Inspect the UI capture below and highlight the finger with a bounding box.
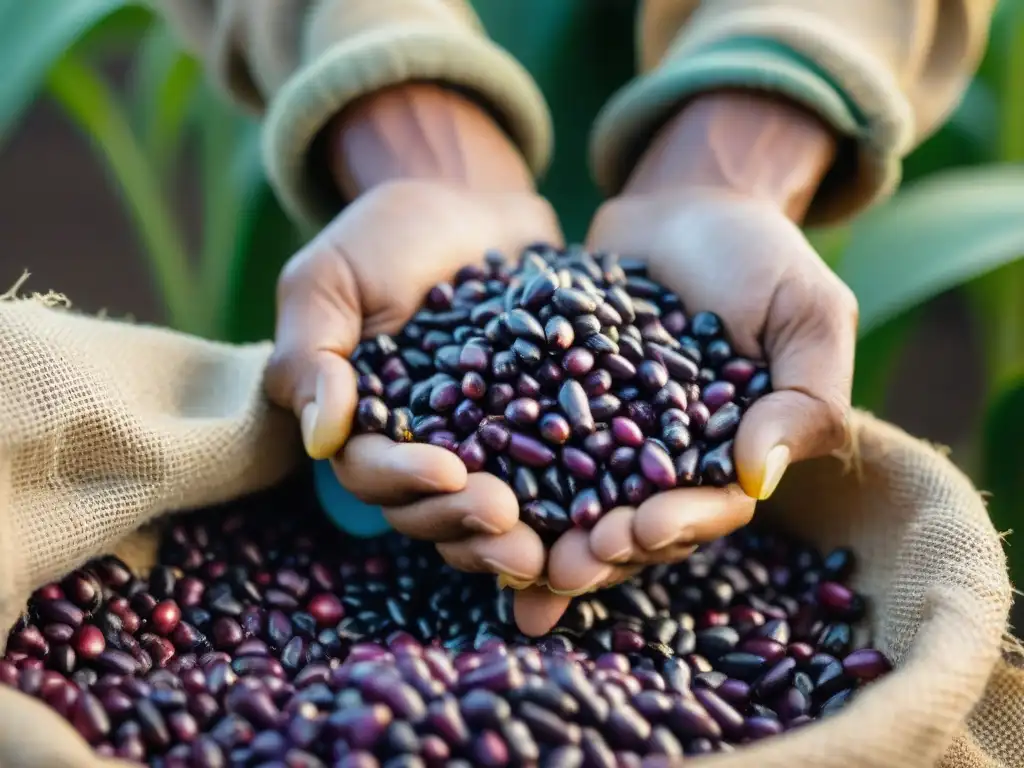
[435,521,547,583]
[545,529,619,596]
[381,473,518,541]
[641,542,700,565]
[334,434,467,506]
[513,586,572,637]
[736,268,857,500]
[266,246,362,460]
[589,508,638,563]
[632,486,756,551]
[494,193,565,255]
[590,509,699,565]
[335,183,565,333]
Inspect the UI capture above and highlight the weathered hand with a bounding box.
[574,188,855,575]
[265,178,563,591]
[511,91,852,634]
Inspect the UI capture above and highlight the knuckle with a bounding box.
[275,247,322,300]
[530,197,561,239]
[263,346,302,407]
[589,199,623,240]
[832,279,860,328]
[819,394,853,450]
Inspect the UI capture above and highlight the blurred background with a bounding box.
[1,2,1022,628]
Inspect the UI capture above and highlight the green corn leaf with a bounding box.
[835,165,1024,336]
[129,21,201,174]
[46,53,196,332]
[980,377,1024,589]
[217,128,304,343]
[222,182,304,344]
[0,0,136,142]
[903,79,999,181]
[76,4,153,55]
[195,86,255,337]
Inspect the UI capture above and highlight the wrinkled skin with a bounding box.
[265,181,855,636]
[265,86,856,636]
[515,188,857,634]
[264,179,569,629]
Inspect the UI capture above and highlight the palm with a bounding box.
[511,191,857,634]
[594,191,833,360]
[269,179,565,636]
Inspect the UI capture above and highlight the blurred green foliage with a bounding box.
[0,0,303,341]
[2,0,1024,584]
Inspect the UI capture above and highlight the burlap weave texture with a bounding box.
[0,296,1020,767]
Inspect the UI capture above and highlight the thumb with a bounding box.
[734,272,857,500]
[265,245,361,460]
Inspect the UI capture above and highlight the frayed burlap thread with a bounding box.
[0,298,1020,767]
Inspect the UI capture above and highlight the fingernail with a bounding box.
[758,444,791,500]
[605,546,634,564]
[647,526,692,552]
[301,375,336,459]
[464,516,504,535]
[548,586,592,597]
[483,558,534,584]
[549,565,614,596]
[300,401,323,458]
[496,573,534,590]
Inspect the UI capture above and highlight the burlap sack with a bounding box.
[0,294,1021,767]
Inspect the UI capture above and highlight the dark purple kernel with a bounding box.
[504,309,546,342]
[462,372,487,400]
[622,474,652,506]
[558,381,596,437]
[597,472,620,508]
[638,441,677,490]
[505,398,541,426]
[569,489,603,529]
[544,317,577,350]
[478,421,511,452]
[484,384,515,415]
[582,430,615,461]
[356,397,390,433]
[602,354,637,380]
[538,413,572,445]
[2,249,891,766]
[522,502,572,536]
[842,648,892,681]
[660,424,691,452]
[610,417,644,448]
[588,394,622,421]
[508,433,556,468]
[562,447,598,481]
[571,314,601,338]
[562,348,596,376]
[522,271,560,310]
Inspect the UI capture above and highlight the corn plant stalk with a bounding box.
[45,52,197,333]
[196,90,252,338]
[129,24,201,177]
[970,13,1024,394]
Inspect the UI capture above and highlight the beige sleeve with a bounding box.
[592,0,997,224]
[152,0,552,231]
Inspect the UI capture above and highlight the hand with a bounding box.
[519,92,855,629]
[265,178,563,596]
[264,84,564,620]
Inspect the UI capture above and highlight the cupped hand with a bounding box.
[264,178,563,593]
[545,188,856,599]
